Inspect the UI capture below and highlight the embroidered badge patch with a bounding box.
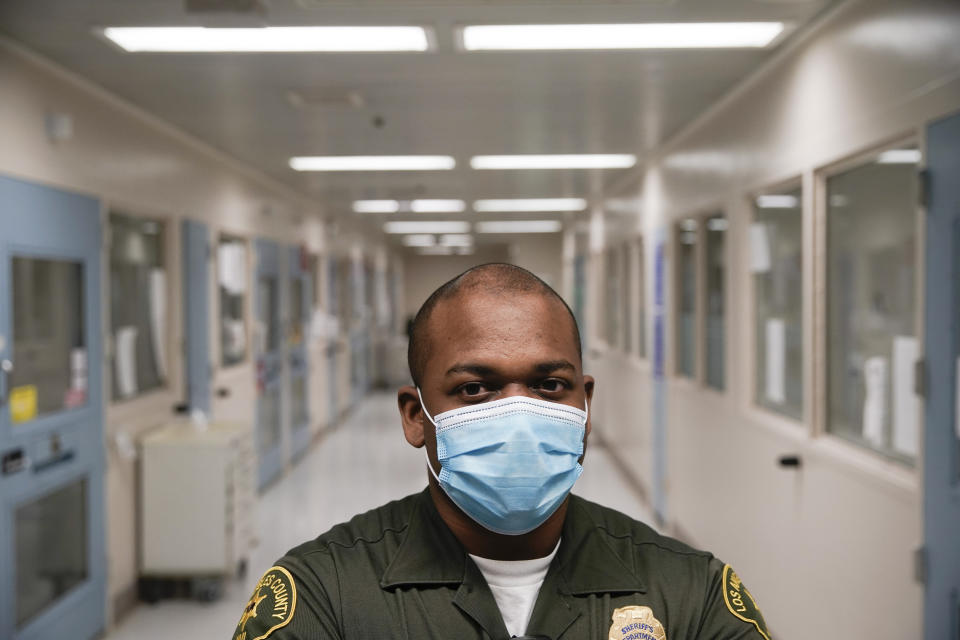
[608,605,666,640]
[234,566,297,640]
[722,564,770,640]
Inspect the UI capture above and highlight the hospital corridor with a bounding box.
[0,1,959,639]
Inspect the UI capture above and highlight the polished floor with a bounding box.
[105,391,653,640]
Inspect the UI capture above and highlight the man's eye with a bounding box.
[538,379,566,393]
[460,382,487,397]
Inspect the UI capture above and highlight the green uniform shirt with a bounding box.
[234,489,770,640]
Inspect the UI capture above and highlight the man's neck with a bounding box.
[427,480,566,561]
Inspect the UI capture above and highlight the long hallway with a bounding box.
[105,392,653,640]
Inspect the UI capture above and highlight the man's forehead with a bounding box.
[424,290,579,361]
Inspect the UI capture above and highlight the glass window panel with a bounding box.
[258,276,279,352]
[291,376,308,429]
[11,257,85,421]
[705,215,726,391]
[16,478,88,628]
[827,145,918,464]
[753,187,804,419]
[636,238,647,359]
[288,277,304,346]
[605,250,620,346]
[258,386,281,453]
[675,220,697,378]
[621,246,632,352]
[219,235,248,367]
[109,213,166,401]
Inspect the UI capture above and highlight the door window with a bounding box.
[753,187,804,420]
[108,213,167,400]
[826,144,919,464]
[219,235,248,367]
[11,257,85,422]
[16,478,88,628]
[675,220,697,378]
[705,215,726,391]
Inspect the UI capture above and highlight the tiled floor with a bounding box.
[105,391,653,640]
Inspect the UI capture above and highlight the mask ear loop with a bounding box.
[417,388,443,482]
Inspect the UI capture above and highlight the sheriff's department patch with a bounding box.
[722,565,770,640]
[234,566,297,640]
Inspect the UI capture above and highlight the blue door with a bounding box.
[255,239,284,489]
[923,111,960,640]
[182,220,211,414]
[288,246,311,458]
[0,176,105,640]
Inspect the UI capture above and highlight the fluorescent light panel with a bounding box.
[402,234,436,247]
[476,220,562,233]
[440,234,474,247]
[384,221,470,234]
[101,26,430,53]
[411,199,466,213]
[353,200,400,213]
[755,195,799,209]
[473,198,587,212]
[290,156,455,171]
[470,154,636,170]
[876,149,921,164]
[462,23,784,51]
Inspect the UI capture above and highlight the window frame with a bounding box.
[671,209,726,393]
[102,203,179,428]
[813,134,924,468]
[214,231,253,371]
[746,177,808,427]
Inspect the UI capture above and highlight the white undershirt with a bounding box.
[469,541,560,638]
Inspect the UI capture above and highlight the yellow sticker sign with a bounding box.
[10,385,38,424]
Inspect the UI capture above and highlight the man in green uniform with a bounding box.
[234,263,770,640]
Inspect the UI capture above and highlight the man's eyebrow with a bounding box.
[445,363,497,377]
[533,360,577,374]
[443,360,576,377]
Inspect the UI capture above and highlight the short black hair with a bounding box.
[407,263,582,386]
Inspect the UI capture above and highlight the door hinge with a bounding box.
[914,358,927,398]
[914,546,927,585]
[918,168,930,210]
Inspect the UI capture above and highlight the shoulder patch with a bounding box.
[234,566,297,640]
[721,564,770,640]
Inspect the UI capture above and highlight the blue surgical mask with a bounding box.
[418,389,588,536]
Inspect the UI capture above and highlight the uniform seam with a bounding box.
[593,525,714,559]
[297,524,411,556]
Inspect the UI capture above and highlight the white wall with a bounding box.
[579,1,960,638]
[0,38,394,627]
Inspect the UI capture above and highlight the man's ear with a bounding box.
[398,385,426,448]
[582,375,595,437]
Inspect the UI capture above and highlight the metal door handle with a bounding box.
[0,359,12,406]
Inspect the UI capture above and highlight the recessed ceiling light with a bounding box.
[290,156,455,171]
[402,234,436,247]
[876,149,921,164]
[476,220,562,233]
[353,200,400,213]
[384,221,471,234]
[99,26,431,53]
[755,195,799,209]
[470,155,636,170]
[473,198,587,212]
[410,199,466,213]
[461,23,785,51]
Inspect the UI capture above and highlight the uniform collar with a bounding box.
[379,489,646,595]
